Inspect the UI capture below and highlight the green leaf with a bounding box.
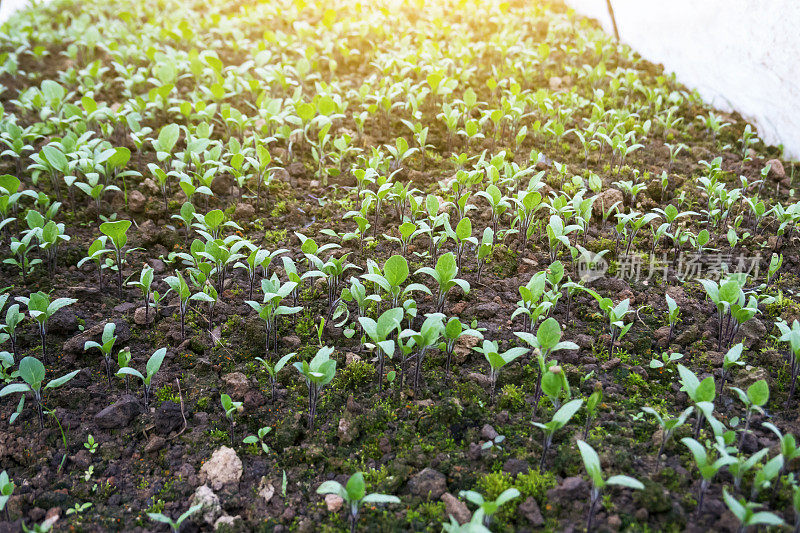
[384,255,409,288]
[537,317,561,352]
[18,356,45,388]
[345,472,366,502]
[747,379,769,407]
[45,369,80,389]
[606,475,644,490]
[157,123,180,153]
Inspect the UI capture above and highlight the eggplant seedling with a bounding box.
[399,313,444,394]
[0,470,13,521]
[294,346,337,430]
[577,440,643,532]
[761,422,800,476]
[665,294,680,346]
[473,340,527,402]
[677,364,716,438]
[255,352,295,402]
[0,356,79,429]
[83,322,117,386]
[1,302,24,357]
[147,504,202,533]
[722,488,785,532]
[534,398,583,471]
[681,437,735,514]
[115,347,166,406]
[220,393,242,445]
[458,488,520,528]
[316,472,400,533]
[642,406,693,466]
[128,264,154,325]
[359,307,403,393]
[415,252,469,313]
[515,317,578,414]
[730,379,769,449]
[246,275,301,353]
[243,426,272,455]
[16,292,76,364]
[439,317,483,379]
[164,271,192,341]
[99,219,132,297]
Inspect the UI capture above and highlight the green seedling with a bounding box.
[473,340,527,402]
[147,504,202,533]
[0,356,79,429]
[316,472,400,533]
[99,219,132,296]
[115,347,166,406]
[16,292,76,363]
[84,322,117,386]
[578,440,644,532]
[243,426,272,454]
[535,398,583,471]
[220,393,242,445]
[294,346,337,430]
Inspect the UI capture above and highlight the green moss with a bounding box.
[515,469,556,504]
[498,384,525,411]
[333,361,376,392]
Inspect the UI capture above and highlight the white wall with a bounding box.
[565,0,800,160]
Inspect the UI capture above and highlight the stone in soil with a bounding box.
[94,395,145,429]
[199,446,243,490]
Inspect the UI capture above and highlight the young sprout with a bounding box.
[722,488,785,532]
[255,353,295,402]
[719,343,746,394]
[0,356,79,429]
[147,504,202,533]
[761,422,800,476]
[775,319,800,400]
[415,252,470,313]
[439,317,483,379]
[293,346,337,430]
[515,317,578,414]
[583,383,602,439]
[730,379,769,449]
[681,437,735,514]
[243,426,272,455]
[400,313,444,394]
[577,440,644,532]
[475,227,494,284]
[16,292,76,364]
[164,271,192,342]
[245,275,301,353]
[316,472,400,533]
[677,364,716,438]
[128,264,154,325]
[362,254,430,309]
[472,340,527,403]
[641,406,693,466]
[458,488,520,528]
[665,294,680,346]
[84,322,117,386]
[750,454,784,501]
[220,393,242,445]
[99,219,132,297]
[116,347,132,393]
[1,301,25,358]
[359,307,403,393]
[115,347,166,406]
[535,398,583,471]
[0,470,14,521]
